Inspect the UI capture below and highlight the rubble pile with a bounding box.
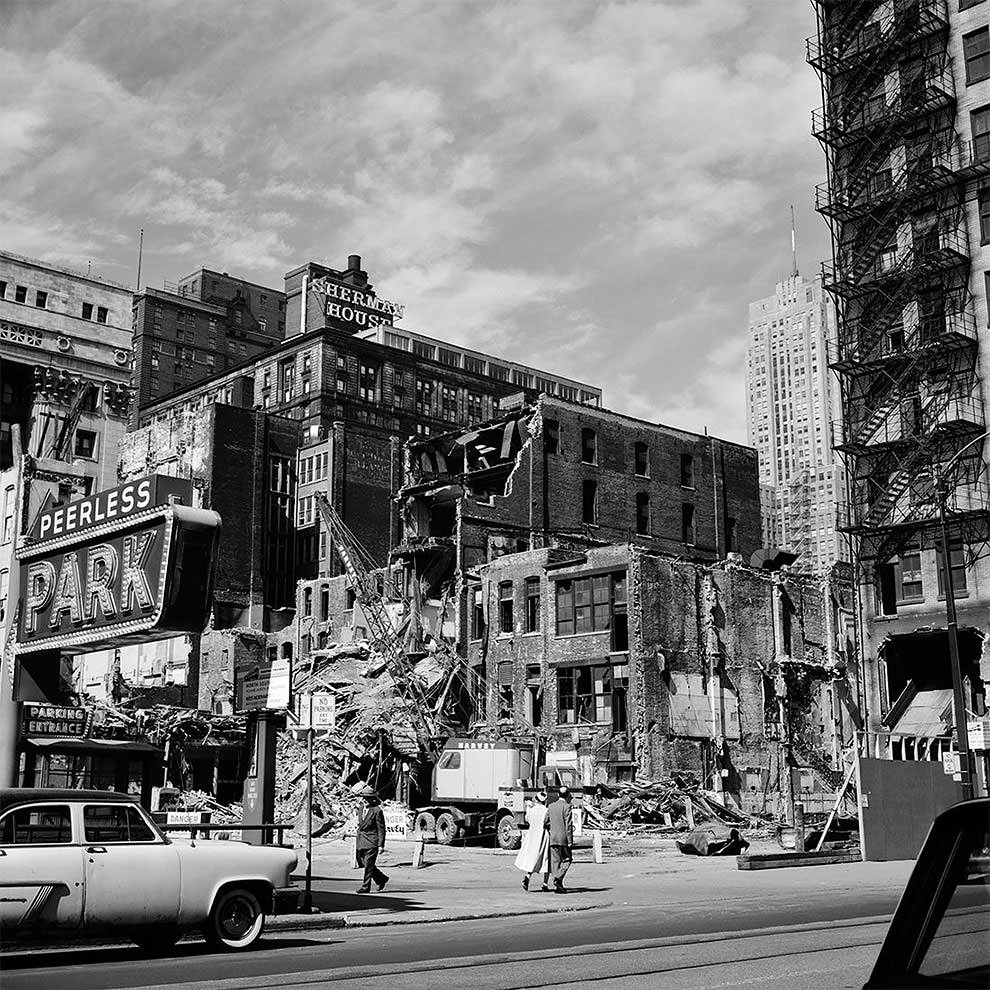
[273,641,434,837]
[583,774,751,832]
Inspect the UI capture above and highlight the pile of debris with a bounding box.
[583,774,751,833]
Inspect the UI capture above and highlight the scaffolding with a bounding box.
[809,0,990,572]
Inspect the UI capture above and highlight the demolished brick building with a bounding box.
[472,544,857,816]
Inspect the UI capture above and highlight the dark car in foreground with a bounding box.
[865,797,989,988]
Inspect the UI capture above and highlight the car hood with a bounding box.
[171,838,297,872]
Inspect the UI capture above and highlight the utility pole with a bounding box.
[304,721,315,912]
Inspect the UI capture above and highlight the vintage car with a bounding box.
[0,788,297,952]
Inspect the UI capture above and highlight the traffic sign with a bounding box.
[237,659,291,712]
[294,690,335,729]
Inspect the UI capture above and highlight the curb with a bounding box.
[268,901,611,933]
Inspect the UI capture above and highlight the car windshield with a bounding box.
[916,819,990,984]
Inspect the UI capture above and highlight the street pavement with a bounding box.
[1,835,914,989]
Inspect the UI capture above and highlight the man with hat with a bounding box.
[355,785,389,893]
[545,785,574,893]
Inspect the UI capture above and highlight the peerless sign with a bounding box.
[16,475,220,655]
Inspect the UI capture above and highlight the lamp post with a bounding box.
[933,428,989,802]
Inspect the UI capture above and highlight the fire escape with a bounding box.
[809,0,990,570]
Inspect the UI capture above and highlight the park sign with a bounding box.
[15,474,221,655]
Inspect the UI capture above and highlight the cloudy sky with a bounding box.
[0,0,830,444]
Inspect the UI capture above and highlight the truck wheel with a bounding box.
[204,886,265,951]
[435,812,457,845]
[415,811,436,836]
[496,815,520,851]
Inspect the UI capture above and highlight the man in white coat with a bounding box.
[514,790,550,891]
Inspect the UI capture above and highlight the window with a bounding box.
[557,663,627,726]
[74,429,97,459]
[297,495,315,526]
[936,544,968,598]
[358,363,378,402]
[0,805,72,844]
[682,503,695,545]
[34,290,47,309]
[441,384,457,421]
[0,280,6,298]
[15,285,27,303]
[415,378,434,417]
[980,189,990,245]
[498,581,514,634]
[680,453,694,487]
[412,340,435,360]
[555,573,619,636]
[2,484,15,543]
[635,492,650,535]
[525,577,541,633]
[464,355,485,375]
[83,804,156,843]
[437,750,461,770]
[320,585,330,622]
[544,418,559,455]
[581,428,597,464]
[303,587,313,617]
[438,347,460,368]
[971,105,990,164]
[898,548,924,602]
[512,370,533,388]
[634,442,649,477]
[582,479,598,524]
[467,392,483,422]
[963,27,990,85]
[960,0,986,9]
[0,568,7,624]
[471,587,485,640]
[258,317,268,333]
[489,364,509,382]
[96,306,108,324]
[81,301,94,320]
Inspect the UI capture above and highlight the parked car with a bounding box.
[0,788,297,952]
[864,797,989,989]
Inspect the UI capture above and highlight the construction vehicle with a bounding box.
[413,737,582,849]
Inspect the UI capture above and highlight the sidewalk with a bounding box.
[269,834,914,932]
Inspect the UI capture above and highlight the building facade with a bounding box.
[132,270,285,411]
[136,255,605,573]
[746,272,848,572]
[809,0,990,739]
[471,544,856,813]
[0,250,133,487]
[393,397,763,728]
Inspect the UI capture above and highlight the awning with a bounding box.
[25,737,163,756]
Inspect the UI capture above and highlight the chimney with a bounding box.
[342,254,368,288]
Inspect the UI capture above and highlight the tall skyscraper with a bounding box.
[808,0,989,741]
[746,269,848,573]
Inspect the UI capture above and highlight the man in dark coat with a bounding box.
[545,786,574,893]
[355,786,389,893]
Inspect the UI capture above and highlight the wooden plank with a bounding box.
[736,851,860,871]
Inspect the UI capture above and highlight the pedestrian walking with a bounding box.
[545,785,574,893]
[514,790,551,891]
[355,785,389,893]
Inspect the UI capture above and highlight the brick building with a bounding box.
[137,255,602,572]
[471,544,857,814]
[132,270,285,412]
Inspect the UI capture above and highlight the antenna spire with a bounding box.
[135,228,145,291]
[790,205,799,278]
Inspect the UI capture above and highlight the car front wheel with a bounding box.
[204,887,265,951]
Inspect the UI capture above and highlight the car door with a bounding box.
[81,802,180,928]
[0,802,85,932]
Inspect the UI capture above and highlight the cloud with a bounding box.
[0,0,830,444]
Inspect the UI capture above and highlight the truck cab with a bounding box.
[414,738,582,848]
